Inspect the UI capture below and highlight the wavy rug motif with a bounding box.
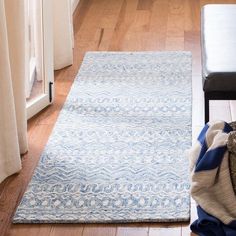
[14,52,192,223]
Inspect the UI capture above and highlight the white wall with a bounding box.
[72,0,80,13]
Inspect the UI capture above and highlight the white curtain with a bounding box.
[0,0,28,183]
[53,0,74,70]
[0,0,75,183]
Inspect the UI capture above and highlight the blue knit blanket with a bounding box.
[189,121,236,236]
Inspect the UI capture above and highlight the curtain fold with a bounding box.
[0,0,28,183]
[53,0,74,70]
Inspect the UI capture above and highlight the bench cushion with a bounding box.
[201,4,236,92]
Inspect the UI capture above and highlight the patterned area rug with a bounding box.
[13,52,192,223]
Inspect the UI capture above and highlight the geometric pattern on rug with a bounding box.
[13,51,192,223]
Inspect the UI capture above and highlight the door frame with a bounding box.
[26,0,54,119]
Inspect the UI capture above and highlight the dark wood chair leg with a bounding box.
[204,92,209,124]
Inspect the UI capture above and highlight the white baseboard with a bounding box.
[72,0,80,13]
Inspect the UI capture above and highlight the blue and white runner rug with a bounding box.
[14,52,192,223]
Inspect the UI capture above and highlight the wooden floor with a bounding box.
[1,0,236,235]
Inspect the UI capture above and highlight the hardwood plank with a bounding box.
[133,10,150,31]
[165,36,184,50]
[97,28,116,51]
[184,31,201,76]
[109,0,139,50]
[137,0,153,11]
[73,0,92,35]
[0,178,10,199]
[36,94,68,125]
[149,0,169,50]
[0,211,11,236]
[184,0,200,31]
[166,0,185,50]
[116,226,148,236]
[83,225,116,236]
[149,225,181,236]
[50,224,83,236]
[8,225,51,236]
[99,0,124,29]
[167,0,185,38]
